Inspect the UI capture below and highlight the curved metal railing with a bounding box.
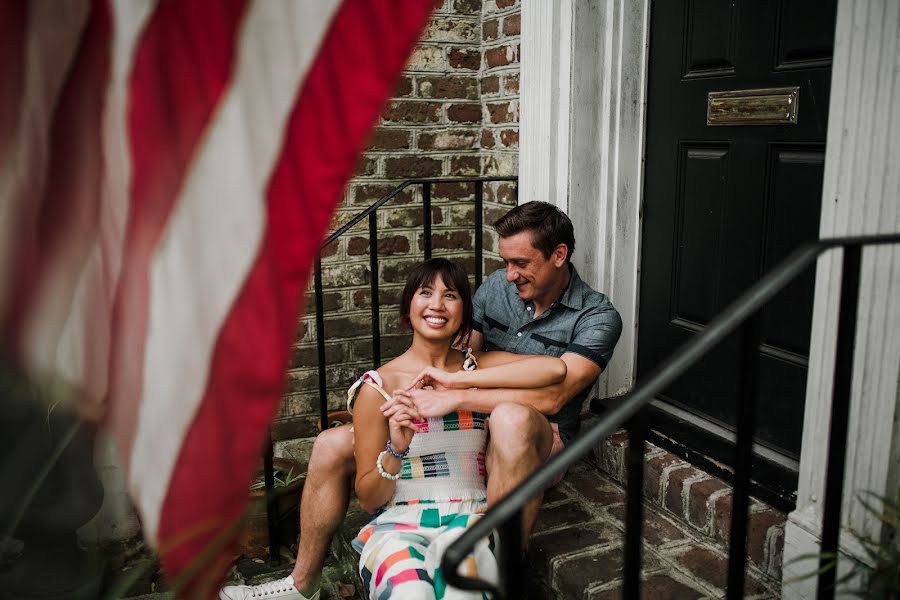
[441,233,900,600]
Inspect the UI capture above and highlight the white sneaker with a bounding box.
[219,574,319,600]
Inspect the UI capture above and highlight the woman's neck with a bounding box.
[406,336,455,370]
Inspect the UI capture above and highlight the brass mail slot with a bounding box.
[707,86,799,126]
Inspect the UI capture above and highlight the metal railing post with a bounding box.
[499,510,522,600]
[817,245,862,600]
[727,313,763,598]
[623,409,648,598]
[423,182,432,260]
[475,181,483,284]
[369,213,381,368]
[314,257,328,430]
[263,434,279,564]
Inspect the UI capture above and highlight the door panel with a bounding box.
[638,0,836,459]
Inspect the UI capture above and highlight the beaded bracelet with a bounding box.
[376,450,402,481]
[386,439,410,459]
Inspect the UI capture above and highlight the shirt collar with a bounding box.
[556,264,584,310]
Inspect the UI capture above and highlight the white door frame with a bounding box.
[520,3,900,597]
[520,0,651,399]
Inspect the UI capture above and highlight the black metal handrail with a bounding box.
[441,233,900,599]
[262,176,517,564]
[312,176,516,430]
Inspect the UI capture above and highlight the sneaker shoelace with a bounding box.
[250,577,294,598]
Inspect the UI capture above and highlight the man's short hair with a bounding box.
[493,201,575,262]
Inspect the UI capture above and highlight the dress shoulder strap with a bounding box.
[462,347,478,371]
[346,370,391,413]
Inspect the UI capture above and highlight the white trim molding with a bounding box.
[519,0,651,397]
[782,1,900,597]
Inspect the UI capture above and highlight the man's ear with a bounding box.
[553,243,568,267]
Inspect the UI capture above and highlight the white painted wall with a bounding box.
[782,1,900,597]
[520,0,650,398]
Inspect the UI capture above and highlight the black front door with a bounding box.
[637,0,836,459]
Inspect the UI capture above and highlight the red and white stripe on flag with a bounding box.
[0,0,435,595]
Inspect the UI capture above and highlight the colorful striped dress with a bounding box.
[348,355,498,600]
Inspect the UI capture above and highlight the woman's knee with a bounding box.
[309,424,355,474]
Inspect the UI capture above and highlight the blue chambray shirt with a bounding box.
[472,266,622,444]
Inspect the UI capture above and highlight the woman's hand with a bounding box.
[382,391,421,453]
[405,366,460,391]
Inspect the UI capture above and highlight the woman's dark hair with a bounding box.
[493,200,575,262]
[399,258,472,347]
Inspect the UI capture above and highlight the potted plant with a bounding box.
[237,457,306,560]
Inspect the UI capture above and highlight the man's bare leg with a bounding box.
[485,403,554,541]
[289,424,355,594]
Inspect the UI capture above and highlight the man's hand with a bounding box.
[392,387,460,419]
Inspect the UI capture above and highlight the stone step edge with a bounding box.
[580,413,787,581]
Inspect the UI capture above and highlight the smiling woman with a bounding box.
[346,258,566,600]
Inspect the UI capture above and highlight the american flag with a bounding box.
[0,0,434,594]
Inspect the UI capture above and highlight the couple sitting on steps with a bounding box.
[220,201,622,600]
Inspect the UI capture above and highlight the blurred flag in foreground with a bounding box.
[0,0,433,594]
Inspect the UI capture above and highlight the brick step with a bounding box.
[580,413,787,582]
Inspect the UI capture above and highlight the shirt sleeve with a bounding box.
[566,301,623,370]
[472,281,487,333]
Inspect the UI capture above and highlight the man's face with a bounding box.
[498,230,567,303]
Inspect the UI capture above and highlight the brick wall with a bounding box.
[274,0,522,446]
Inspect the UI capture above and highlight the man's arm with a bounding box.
[406,352,601,417]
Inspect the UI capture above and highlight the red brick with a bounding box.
[449,155,480,176]
[417,76,478,99]
[393,76,413,97]
[747,506,786,567]
[504,73,520,94]
[380,101,441,124]
[555,546,662,598]
[672,547,769,595]
[447,102,482,123]
[529,521,615,571]
[589,575,708,600]
[352,184,413,207]
[448,47,480,70]
[644,453,685,502]
[481,129,495,149]
[295,321,307,342]
[481,75,500,94]
[687,478,728,530]
[488,101,516,123]
[368,127,410,150]
[352,287,403,309]
[452,0,481,14]
[712,492,733,546]
[305,290,342,313]
[324,315,372,338]
[381,260,419,284]
[663,466,701,517]
[432,182,473,201]
[503,13,520,36]
[421,230,473,251]
[499,129,518,147]
[495,0,517,7]
[606,504,689,547]
[289,343,344,369]
[484,44,517,68]
[347,235,410,256]
[319,240,338,258]
[354,156,377,177]
[385,156,442,179]
[385,207,444,228]
[418,129,479,151]
[482,19,499,41]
